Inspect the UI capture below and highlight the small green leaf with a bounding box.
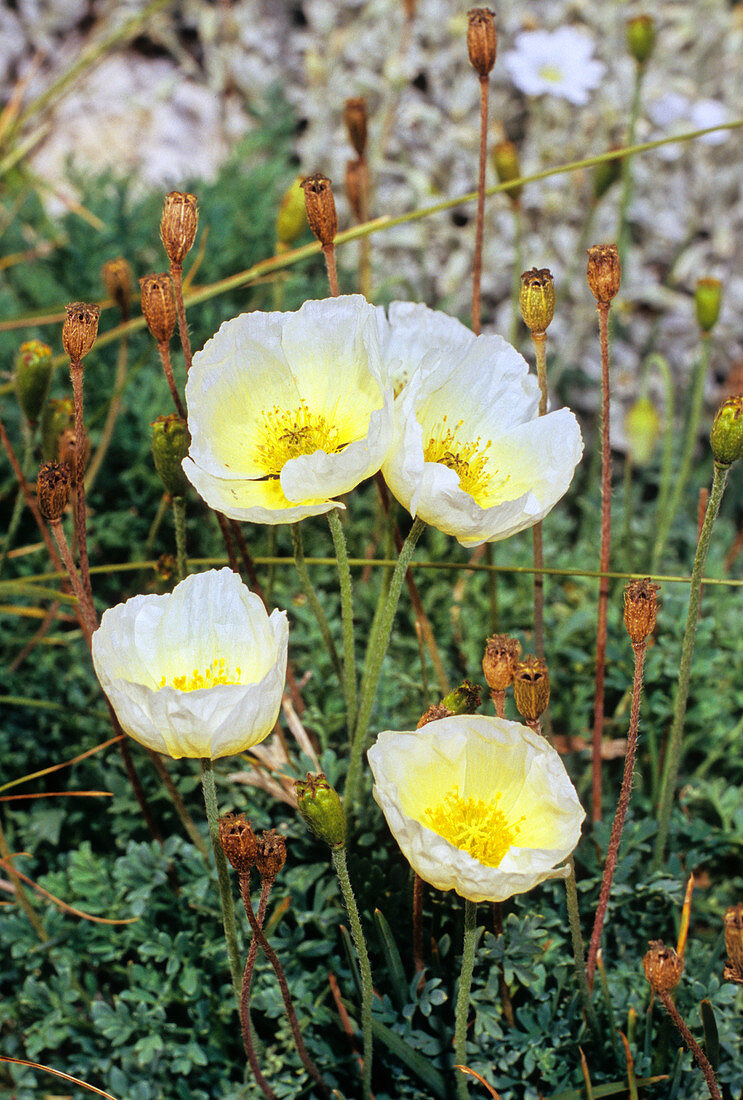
[374,908,408,1010]
[700,999,720,1070]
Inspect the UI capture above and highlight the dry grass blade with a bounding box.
[0,856,138,924]
[455,1064,503,1098]
[0,734,123,795]
[0,1055,120,1099]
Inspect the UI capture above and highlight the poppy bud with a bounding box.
[160,191,198,265]
[151,414,190,498]
[344,97,368,157]
[102,258,133,321]
[441,680,482,715]
[694,278,722,334]
[586,244,621,305]
[492,140,522,205]
[14,340,53,425]
[219,813,259,875]
[710,396,743,468]
[37,461,71,521]
[276,178,308,247]
[295,773,346,849]
[513,656,550,723]
[467,8,497,78]
[625,396,661,465]
[139,273,177,344]
[520,268,555,334]
[300,173,338,248]
[643,940,683,993]
[63,302,100,363]
[626,15,656,65]
[623,578,660,647]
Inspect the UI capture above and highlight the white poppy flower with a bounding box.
[380,309,583,546]
[92,569,288,760]
[368,715,585,903]
[182,296,394,524]
[503,27,606,107]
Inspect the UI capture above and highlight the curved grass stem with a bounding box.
[328,508,357,733]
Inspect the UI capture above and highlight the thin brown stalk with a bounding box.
[147,751,209,862]
[472,76,489,335]
[658,992,721,1100]
[69,362,92,602]
[490,689,506,719]
[586,641,646,987]
[239,877,330,1098]
[0,414,66,582]
[240,876,277,1100]
[156,340,186,419]
[10,600,62,671]
[170,262,193,373]
[0,817,48,941]
[215,510,240,572]
[591,301,613,822]
[49,519,96,643]
[322,244,339,296]
[229,520,261,592]
[413,872,424,973]
[358,158,371,299]
[532,522,545,659]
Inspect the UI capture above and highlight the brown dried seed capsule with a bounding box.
[160,191,198,266]
[520,268,555,334]
[467,8,497,78]
[417,703,454,728]
[102,258,133,321]
[57,429,89,481]
[300,173,338,248]
[623,578,660,647]
[63,302,100,363]
[345,158,365,222]
[218,813,259,875]
[482,634,521,692]
[586,244,621,305]
[723,903,743,984]
[512,655,550,723]
[344,97,368,157]
[642,940,684,993]
[37,462,72,521]
[255,829,287,882]
[139,273,177,345]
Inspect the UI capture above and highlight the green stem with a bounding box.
[346,516,425,810]
[454,899,478,1099]
[332,847,373,1100]
[290,522,342,685]
[328,509,357,733]
[652,337,710,568]
[200,758,242,1006]
[173,496,188,581]
[509,205,524,346]
[653,462,729,867]
[564,857,600,1037]
[617,64,645,270]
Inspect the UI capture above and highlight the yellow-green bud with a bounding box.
[491,140,522,205]
[695,278,722,333]
[520,268,555,334]
[710,396,743,467]
[295,773,346,849]
[276,178,308,247]
[40,397,75,462]
[151,414,190,497]
[625,396,661,465]
[14,340,53,425]
[626,15,655,65]
[441,680,481,715]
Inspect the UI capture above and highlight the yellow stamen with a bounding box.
[539,65,564,84]
[158,656,242,692]
[424,786,523,867]
[255,399,343,475]
[423,416,508,506]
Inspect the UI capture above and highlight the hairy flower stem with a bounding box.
[240,876,331,1098]
[69,361,93,605]
[290,523,343,685]
[156,339,186,419]
[472,76,489,336]
[617,64,644,270]
[0,817,48,942]
[531,328,548,661]
[49,518,96,643]
[653,462,729,867]
[328,509,358,732]
[323,244,340,297]
[200,758,242,1007]
[586,640,647,987]
[413,873,424,973]
[332,846,374,1100]
[454,900,478,1098]
[490,689,506,719]
[591,300,613,823]
[170,262,193,373]
[564,857,600,1037]
[172,495,188,581]
[239,877,276,1100]
[658,991,722,1100]
[346,516,425,810]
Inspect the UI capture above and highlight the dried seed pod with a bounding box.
[295,773,346,848]
[416,703,454,728]
[626,15,656,65]
[467,8,497,78]
[344,96,368,157]
[63,302,100,363]
[512,655,550,723]
[57,428,89,481]
[482,634,521,692]
[255,829,287,882]
[300,173,338,248]
[695,277,722,334]
[710,395,743,468]
[723,903,743,984]
[219,813,259,875]
[520,268,555,334]
[586,244,621,305]
[37,461,72,521]
[14,339,53,425]
[102,258,133,321]
[151,414,190,498]
[623,578,660,647]
[345,158,365,222]
[160,191,198,265]
[642,940,684,993]
[441,680,482,715]
[139,273,177,344]
[491,139,522,205]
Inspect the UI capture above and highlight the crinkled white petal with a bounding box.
[367,716,585,903]
[92,569,288,759]
[376,301,479,394]
[182,458,342,524]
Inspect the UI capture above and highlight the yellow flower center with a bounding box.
[158,657,242,692]
[539,64,564,84]
[423,417,509,507]
[424,786,523,867]
[255,400,343,475]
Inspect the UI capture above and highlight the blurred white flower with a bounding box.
[368,715,585,903]
[92,569,288,760]
[379,305,583,546]
[503,27,606,106]
[647,92,732,161]
[183,296,395,524]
